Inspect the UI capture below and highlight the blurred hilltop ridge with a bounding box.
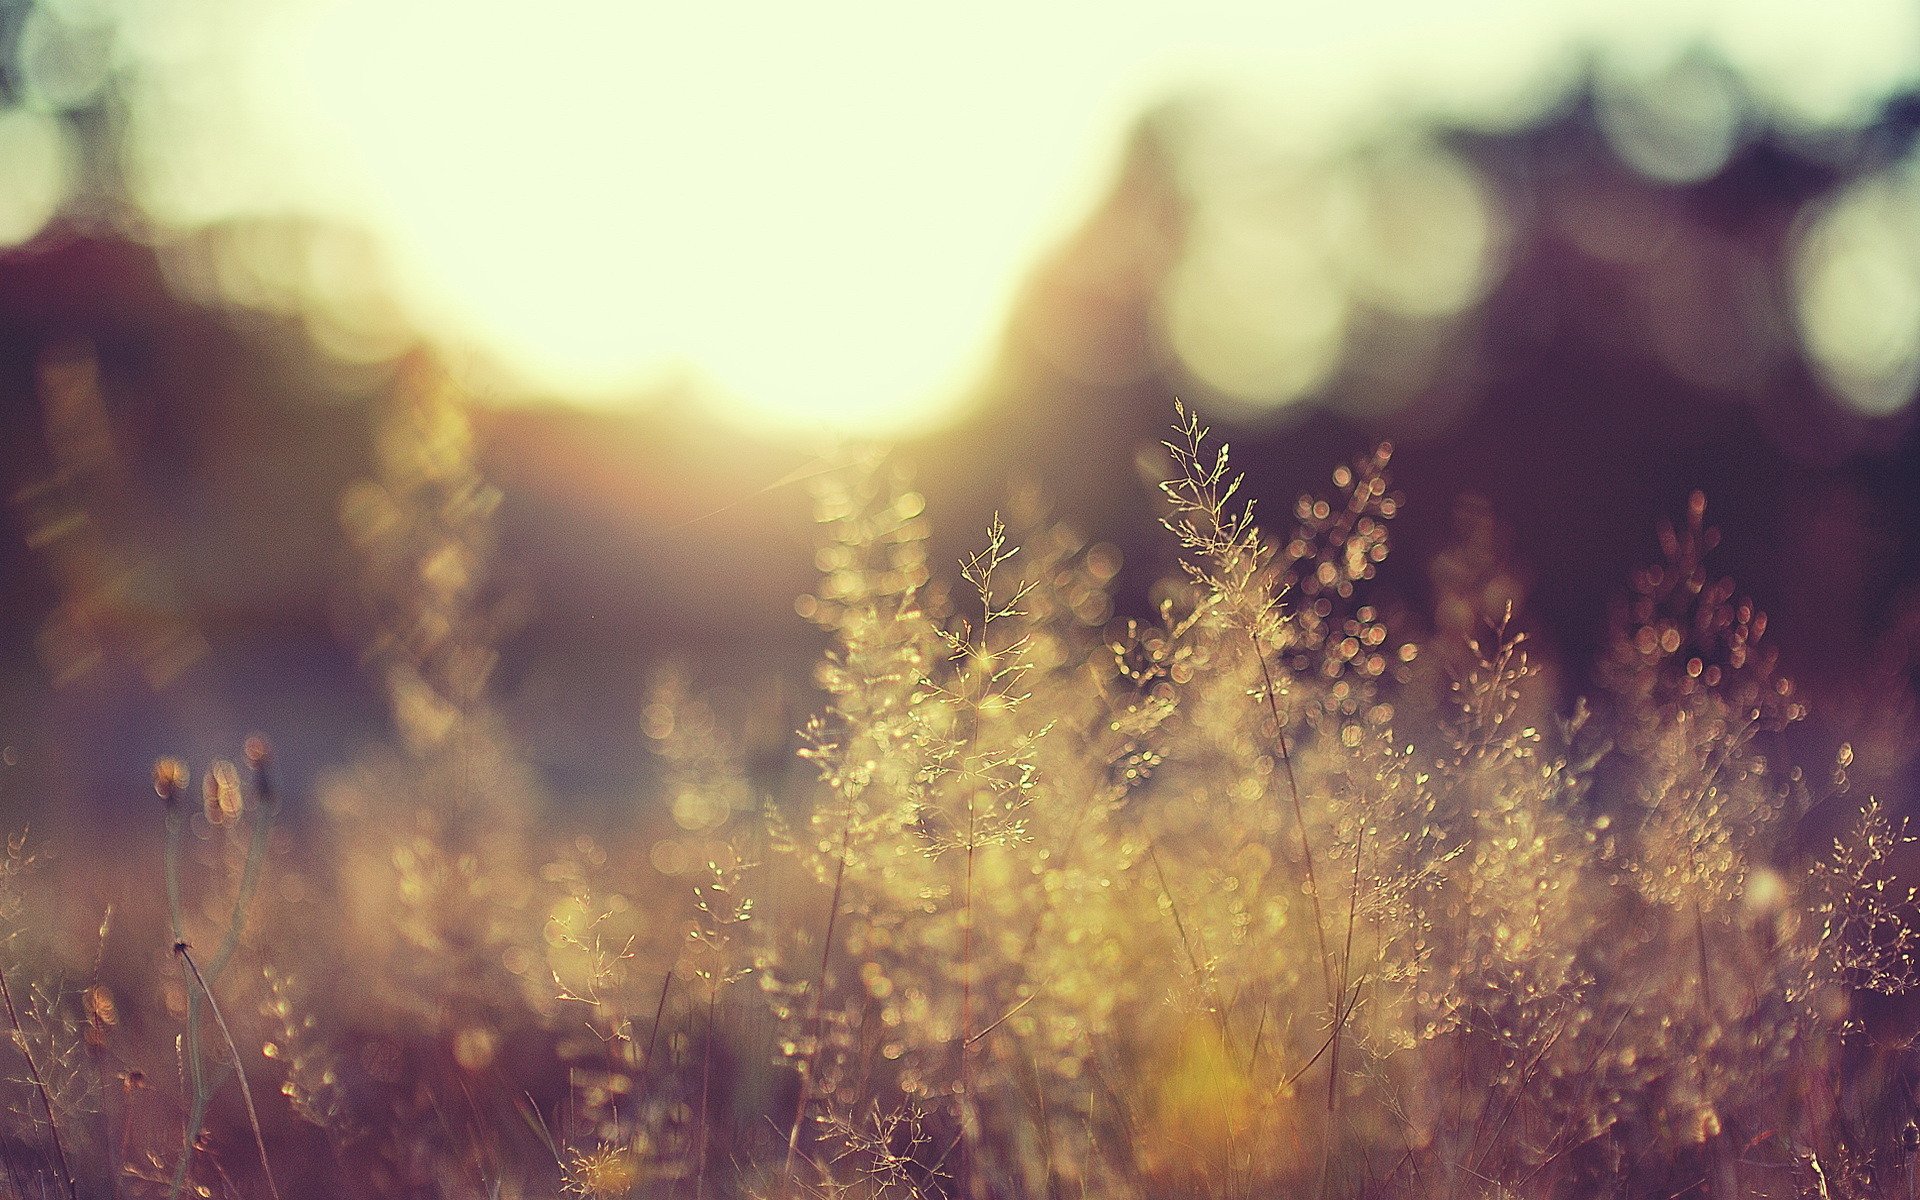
[1,61,1919,825]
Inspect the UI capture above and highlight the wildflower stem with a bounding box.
[177,942,283,1200]
[203,767,277,982]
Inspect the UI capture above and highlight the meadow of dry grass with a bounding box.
[1,383,1917,1200]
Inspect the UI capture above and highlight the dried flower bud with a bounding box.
[245,735,274,803]
[153,758,188,808]
[84,984,117,1027]
[203,760,243,825]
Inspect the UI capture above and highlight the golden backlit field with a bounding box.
[2,378,1917,1200]
[6,5,1920,1200]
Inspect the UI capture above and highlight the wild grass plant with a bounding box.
[1,385,1917,1199]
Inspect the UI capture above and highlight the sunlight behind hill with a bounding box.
[103,0,1920,434]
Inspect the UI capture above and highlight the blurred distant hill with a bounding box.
[2,79,1918,825]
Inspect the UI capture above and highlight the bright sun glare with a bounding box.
[110,0,1920,435]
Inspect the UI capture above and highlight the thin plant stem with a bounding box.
[203,772,277,981]
[697,987,716,1200]
[785,816,851,1181]
[177,941,283,1200]
[0,963,77,1200]
[960,793,977,1200]
[1328,823,1366,1112]
[164,797,203,1200]
[1145,838,1233,1050]
[1253,633,1336,1008]
[166,758,277,1200]
[642,969,673,1080]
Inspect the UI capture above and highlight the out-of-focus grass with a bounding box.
[1,379,1916,1200]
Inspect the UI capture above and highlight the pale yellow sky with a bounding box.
[78,0,1920,431]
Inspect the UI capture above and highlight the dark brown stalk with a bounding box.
[0,963,76,1200]
[1328,823,1367,1112]
[1281,976,1365,1092]
[641,969,673,1079]
[177,942,282,1200]
[697,987,716,1200]
[967,990,1038,1048]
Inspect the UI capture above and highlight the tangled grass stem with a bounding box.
[1253,632,1335,1010]
[0,960,77,1200]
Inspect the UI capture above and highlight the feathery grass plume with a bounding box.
[0,832,80,1200]
[686,848,758,1199]
[550,675,763,1196]
[773,452,936,1178]
[1767,790,1920,1187]
[1149,412,1410,1190]
[1389,625,1600,1194]
[812,1101,940,1198]
[1576,492,1808,1193]
[915,513,1047,1199]
[949,516,1170,1200]
[11,395,1920,1200]
[1806,796,1920,1000]
[563,1139,647,1197]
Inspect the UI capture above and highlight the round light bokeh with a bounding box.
[1794,156,1920,418]
[1160,135,1500,418]
[0,108,77,248]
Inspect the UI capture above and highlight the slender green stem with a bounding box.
[204,787,276,982]
[167,760,278,1200]
[164,798,203,1200]
[178,942,283,1200]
